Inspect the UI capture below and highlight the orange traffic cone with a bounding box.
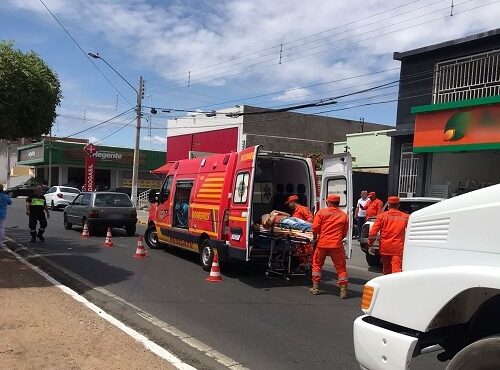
[206,251,222,282]
[103,227,113,247]
[133,236,146,258]
[81,221,90,239]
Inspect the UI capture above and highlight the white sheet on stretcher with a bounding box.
[254,225,314,242]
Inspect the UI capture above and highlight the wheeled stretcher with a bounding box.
[253,225,314,284]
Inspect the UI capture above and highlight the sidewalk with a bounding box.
[0,248,174,370]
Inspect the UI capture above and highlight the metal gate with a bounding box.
[398,144,419,197]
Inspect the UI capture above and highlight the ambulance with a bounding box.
[145,146,352,271]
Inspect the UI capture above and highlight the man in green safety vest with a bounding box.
[26,186,50,242]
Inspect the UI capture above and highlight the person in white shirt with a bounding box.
[354,190,369,239]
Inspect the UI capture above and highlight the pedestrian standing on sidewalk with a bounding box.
[354,190,369,238]
[26,186,50,242]
[311,194,349,298]
[0,184,12,246]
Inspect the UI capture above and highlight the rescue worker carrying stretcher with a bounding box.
[368,196,409,274]
[285,195,313,222]
[311,194,349,298]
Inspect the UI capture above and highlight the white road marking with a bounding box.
[4,236,250,370]
[3,244,195,370]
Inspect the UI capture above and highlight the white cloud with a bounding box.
[6,0,500,113]
[142,135,165,145]
[272,88,313,103]
[88,136,98,143]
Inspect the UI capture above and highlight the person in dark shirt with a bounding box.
[26,186,50,242]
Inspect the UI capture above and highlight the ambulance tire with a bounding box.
[144,225,160,249]
[447,336,500,370]
[200,239,214,272]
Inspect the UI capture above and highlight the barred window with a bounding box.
[433,49,500,104]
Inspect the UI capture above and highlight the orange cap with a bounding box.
[388,196,400,204]
[368,192,376,197]
[285,195,299,204]
[327,194,341,203]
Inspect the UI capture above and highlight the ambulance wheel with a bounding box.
[447,336,500,370]
[200,239,214,272]
[366,252,381,266]
[144,225,159,249]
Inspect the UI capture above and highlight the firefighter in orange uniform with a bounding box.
[364,191,383,218]
[368,196,409,274]
[311,194,349,298]
[285,195,313,222]
[285,194,314,264]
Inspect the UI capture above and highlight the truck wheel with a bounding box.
[199,239,214,272]
[144,225,160,249]
[447,336,500,370]
[366,252,381,266]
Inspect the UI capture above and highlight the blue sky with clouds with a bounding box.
[2,0,499,150]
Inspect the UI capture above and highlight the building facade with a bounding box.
[165,105,392,162]
[389,28,500,198]
[17,138,164,190]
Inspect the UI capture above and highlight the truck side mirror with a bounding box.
[159,190,170,204]
[148,189,158,203]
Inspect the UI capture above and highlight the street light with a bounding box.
[88,52,143,206]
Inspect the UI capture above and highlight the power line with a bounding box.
[38,0,133,106]
[94,117,136,144]
[60,108,135,138]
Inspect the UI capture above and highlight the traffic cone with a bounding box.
[133,236,146,258]
[206,251,223,282]
[103,227,113,247]
[81,221,90,239]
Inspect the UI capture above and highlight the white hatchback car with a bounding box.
[45,186,81,210]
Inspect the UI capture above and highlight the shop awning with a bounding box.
[151,163,173,174]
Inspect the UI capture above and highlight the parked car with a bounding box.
[44,186,81,210]
[63,192,137,236]
[5,184,39,198]
[359,197,444,266]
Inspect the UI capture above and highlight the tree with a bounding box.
[0,41,61,140]
[306,152,324,171]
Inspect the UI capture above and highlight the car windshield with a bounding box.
[94,193,133,207]
[60,187,80,194]
[399,201,437,214]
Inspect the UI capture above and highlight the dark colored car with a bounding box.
[4,183,47,198]
[63,192,137,236]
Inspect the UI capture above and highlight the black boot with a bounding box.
[37,230,45,242]
[30,231,37,243]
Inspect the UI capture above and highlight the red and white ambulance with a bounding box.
[145,146,352,271]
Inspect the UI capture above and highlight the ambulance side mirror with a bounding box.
[148,189,158,204]
[159,189,170,204]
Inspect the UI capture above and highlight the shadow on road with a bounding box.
[5,227,134,294]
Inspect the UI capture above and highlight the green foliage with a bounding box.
[0,41,61,140]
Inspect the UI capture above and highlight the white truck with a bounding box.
[353,184,500,370]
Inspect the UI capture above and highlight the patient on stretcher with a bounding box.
[260,210,312,232]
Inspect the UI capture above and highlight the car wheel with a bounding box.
[366,252,381,266]
[125,225,136,237]
[199,239,214,272]
[144,225,160,249]
[51,200,56,211]
[63,215,73,230]
[7,191,15,198]
[86,220,97,236]
[447,336,500,370]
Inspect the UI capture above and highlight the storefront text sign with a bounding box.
[414,105,500,153]
[84,143,96,191]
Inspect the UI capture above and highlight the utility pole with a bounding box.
[48,128,52,187]
[6,141,11,188]
[131,76,143,206]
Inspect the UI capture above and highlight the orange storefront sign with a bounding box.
[413,105,500,153]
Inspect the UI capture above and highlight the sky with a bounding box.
[2,0,499,151]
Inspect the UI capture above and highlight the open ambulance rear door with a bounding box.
[320,154,353,258]
[227,146,260,261]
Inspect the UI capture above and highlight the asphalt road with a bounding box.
[4,199,443,370]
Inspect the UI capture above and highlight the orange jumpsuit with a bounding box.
[369,209,409,274]
[290,205,313,263]
[311,207,349,285]
[365,198,383,218]
[292,204,313,223]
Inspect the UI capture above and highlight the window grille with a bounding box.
[433,49,500,103]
